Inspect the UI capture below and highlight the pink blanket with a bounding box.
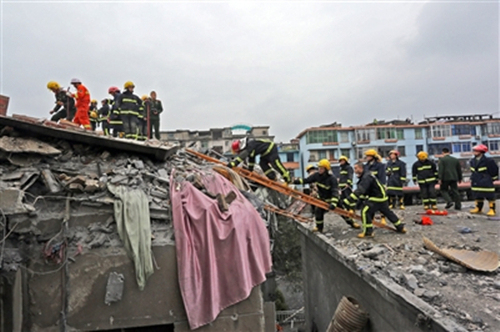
[170,170,272,329]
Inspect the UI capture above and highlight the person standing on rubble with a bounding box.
[343,162,407,238]
[108,86,124,138]
[304,164,319,216]
[139,95,150,141]
[438,147,462,211]
[412,151,438,210]
[364,149,386,185]
[70,78,91,130]
[98,99,111,135]
[469,144,498,216]
[89,99,98,131]
[337,156,360,229]
[227,137,291,183]
[386,150,407,210]
[149,91,163,140]
[292,159,341,233]
[47,81,76,122]
[116,81,144,139]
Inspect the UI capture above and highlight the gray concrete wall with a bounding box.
[300,227,466,332]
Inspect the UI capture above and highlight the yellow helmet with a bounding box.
[47,81,60,90]
[417,151,428,160]
[339,155,349,163]
[141,95,148,101]
[318,159,331,171]
[90,111,98,119]
[305,164,317,172]
[364,149,377,157]
[91,99,97,104]
[124,81,135,89]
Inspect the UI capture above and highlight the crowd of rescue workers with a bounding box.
[227,137,498,238]
[47,79,163,140]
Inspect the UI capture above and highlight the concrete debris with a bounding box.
[0,188,31,215]
[362,245,386,259]
[41,169,61,193]
[105,272,125,305]
[403,274,419,290]
[0,136,61,155]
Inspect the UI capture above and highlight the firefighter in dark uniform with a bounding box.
[98,99,111,135]
[337,156,360,229]
[108,86,123,138]
[292,159,339,233]
[227,137,291,183]
[47,81,76,122]
[149,91,163,140]
[343,162,407,238]
[364,149,386,185]
[305,164,318,216]
[412,151,438,210]
[89,99,98,131]
[469,144,499,216]
[138,95,150,141]
[116,81,144,139]
[386,150,407,210]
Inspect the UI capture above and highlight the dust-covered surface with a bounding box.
[303,204,500,331]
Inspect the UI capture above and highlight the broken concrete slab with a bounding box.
[0,136,61,155]
[7,154,42,167]
[0,188,29,215]
[41,169,61,193]
[105,272,125,305]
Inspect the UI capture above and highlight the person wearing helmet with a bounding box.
[304,164,319,215]
[135,95,149,141]
[70,78,91,130]
[438,147,462,211]
[386,150,407,210]
[88,99,98,131]
[293,159,340,233]
[336,156,360,229]
[115,81,144,139]
[227,137,291,183]
[148,91,163,140]
[342,162,407,238]
[108,86,123,138]
[412,151,438,210]
[98,99,111,135]
[469,144,498,215]
[47,81,76,122]
[364,149,386,185]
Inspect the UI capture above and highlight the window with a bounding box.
[416,144,424,153]
[486,123,500,135]
[415,128,423,139]
[452,125,476,136]
[340,148,350,159]
[489,141,500,151]
[339,131,350,143]
[356,129,375,142]
[286,152,294,162]
[428,143,451,155]
[318,150,327,160]
[327,149,337,160]
[431,125,451,137]
[376,128,404,140]
[306,130,338,144]
[452,142,471,153]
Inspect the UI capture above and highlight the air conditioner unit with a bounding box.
[351,142,356,147]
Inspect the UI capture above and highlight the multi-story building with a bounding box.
[296,114,500,183]
[277,139,301,178]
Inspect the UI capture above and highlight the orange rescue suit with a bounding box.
[73,84,91,129]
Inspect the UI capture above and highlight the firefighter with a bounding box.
[305,164,318,216]
[386,150,407,210]
[70,78,91,130]
[412,151,438,210]
[364,149,386,185]
[47,81,76,122]
[292,159,339,233]
[108,86,123,138]
[116,81,144,139]
[89,99,98,131]
[98,99,111,135]
[342,162,407,238]
[227,137,291,183]
[469,144,499,216]
[337,156,360,229]
[137,95,150,141]
[149,91,163,140]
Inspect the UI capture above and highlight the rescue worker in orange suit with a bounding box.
[98,99,111,135]
[412,151,438,210]
[116,81,143,139]
[292,159,340,233]
[227,137,291,183]
[70,78,91,130]
[337,156,360,229]
[343,162,407,238]
[386,150,407,210]
[89,99,98,131]
[47,81,76,122]
[108,86,123,138]
[469,144,499,216]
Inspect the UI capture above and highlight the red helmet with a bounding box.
[231,140,240,153]
[108,86,119,94]
[473,144,488,153]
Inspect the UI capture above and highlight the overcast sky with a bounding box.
[1,1,498,142]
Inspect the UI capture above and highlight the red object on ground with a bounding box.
[425,210,448,216]
[421,216,433,225]
[170,170,272,329]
